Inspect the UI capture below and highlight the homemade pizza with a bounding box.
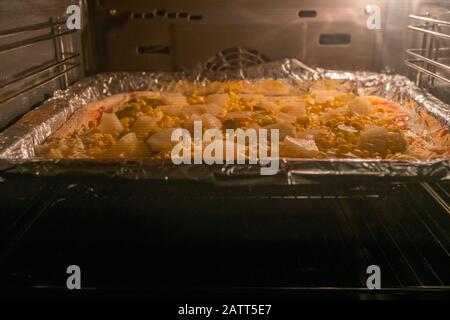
[35,79,450,160]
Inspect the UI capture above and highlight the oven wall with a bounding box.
[88,0,449,81]
[0,0,84,130]
[88,0,388,73]
[382,0,450,76]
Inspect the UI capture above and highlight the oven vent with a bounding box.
[298,10,317,18]
[203,47,268,73]
[319,33,351,46]
[137,45,170,55]
[130,9,202,21]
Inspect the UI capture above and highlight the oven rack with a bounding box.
[405,14,450,88]
[0,177,448,297]
[0,18,81,105]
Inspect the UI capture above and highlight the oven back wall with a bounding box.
[90,0,387,73]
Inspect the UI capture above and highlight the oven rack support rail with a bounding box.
[0,17,81,105]
[406,14,450,88]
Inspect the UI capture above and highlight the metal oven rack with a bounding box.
[0,17,81,106]
[0,177,449,299]
[405,14,450,90]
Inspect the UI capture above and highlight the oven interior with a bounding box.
[0,0,449,299]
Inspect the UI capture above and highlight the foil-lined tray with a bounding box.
[0,59,448,185]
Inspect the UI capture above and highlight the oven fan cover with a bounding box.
[203,47,268,72]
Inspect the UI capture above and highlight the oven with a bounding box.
[0,0,449,300]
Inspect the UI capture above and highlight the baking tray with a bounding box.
[0,59,448,185]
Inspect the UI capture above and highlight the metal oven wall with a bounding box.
[382,0,450,79]
[88,0,388,73]
[0,0,84,130]
[86,0,447,77]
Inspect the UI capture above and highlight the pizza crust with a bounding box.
[52,91,159,139]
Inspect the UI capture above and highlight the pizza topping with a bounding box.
[282,135,320,158]
[100,132,138,158]
[98,112,124,135]
[146,128,180,152]
[358,126,388,154]
[131,115,159,139]
[36,79,449,160]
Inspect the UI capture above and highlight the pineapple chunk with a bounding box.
[358,126,388,153]
[146,128,179,152]
[160,93,187,106]
[101,132,138,158]
[283,135,320,158]
[129,140,152,158]
[131,115,159,139]
[201,113,223,129]
[205,93,229,107]
[98,112,124,134]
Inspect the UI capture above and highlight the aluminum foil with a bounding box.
[0,59,448,185]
